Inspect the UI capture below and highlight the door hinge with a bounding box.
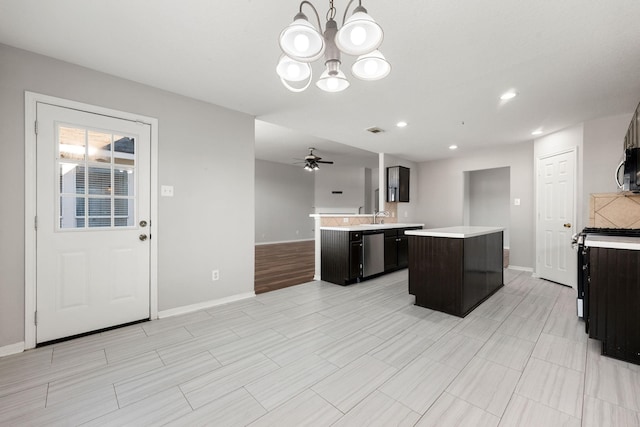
[34,120,38,135]
[34,311,38,326]
[34,216,38,230]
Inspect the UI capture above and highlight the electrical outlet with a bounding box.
[212,270,219,281]
[161,185,174,197]
[343,217,349,223]
[514,198,521,206]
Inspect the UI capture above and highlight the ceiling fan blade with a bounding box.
[316,160,334,164]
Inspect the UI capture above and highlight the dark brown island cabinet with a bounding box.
[586,235,640,365]
[406,226,504,317]
[320,224,424,286]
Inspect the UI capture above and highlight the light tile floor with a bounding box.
[1,269,639,426]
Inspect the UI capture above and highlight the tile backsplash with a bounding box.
[320,216,375,227]
[590,193,640,228]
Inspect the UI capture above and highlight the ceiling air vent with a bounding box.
[366,126,385,134]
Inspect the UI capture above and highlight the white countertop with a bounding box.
[405,226,504,238]
[320,223,424,232]
[310,214,373,218]
[585,235,640,250]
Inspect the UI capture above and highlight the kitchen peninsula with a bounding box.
[406,226,504,317]
[319,223,424,285]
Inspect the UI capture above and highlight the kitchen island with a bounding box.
[406,226,503,317]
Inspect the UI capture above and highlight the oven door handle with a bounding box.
[615,159,625,189]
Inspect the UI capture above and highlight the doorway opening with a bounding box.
[463,167,511,267]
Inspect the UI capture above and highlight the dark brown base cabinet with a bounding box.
[408,231,503,317]
[321,226,423,286]
[384,227,422,271]
[321,230,363,286]
[588,246,640,365]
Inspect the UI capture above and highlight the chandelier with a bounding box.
[276,0,391,93]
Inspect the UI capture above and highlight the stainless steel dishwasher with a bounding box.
[363,231,385,277]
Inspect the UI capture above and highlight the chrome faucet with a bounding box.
[373,210,390,224]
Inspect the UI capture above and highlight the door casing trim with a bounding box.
[24,91,159,349]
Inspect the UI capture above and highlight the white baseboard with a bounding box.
[0,341,25,358]
[158,292,256,319]
[508,265,534,272]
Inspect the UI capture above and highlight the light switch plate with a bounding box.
[161,185,174,197]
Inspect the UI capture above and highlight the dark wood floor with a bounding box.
[255,240,315,294]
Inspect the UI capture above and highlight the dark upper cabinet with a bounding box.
[624,101,639,150]
[387,166,410,202]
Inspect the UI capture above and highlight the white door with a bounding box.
[536,150,577,287]
[36,103,151,343]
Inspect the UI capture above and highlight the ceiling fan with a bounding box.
[296,147,334,171]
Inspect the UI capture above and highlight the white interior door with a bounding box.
[36,103,151,343]
[536,150,577,287]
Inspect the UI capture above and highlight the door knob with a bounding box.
[563,223,572,228]
[139,220,148,227]
[139,234,148,241]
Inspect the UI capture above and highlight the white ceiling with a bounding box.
[1,0,639,165]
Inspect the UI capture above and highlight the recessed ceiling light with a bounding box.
[531,130,543,136]
[449,145,458,150]
[396,121,408,128]
[500,91,517,100]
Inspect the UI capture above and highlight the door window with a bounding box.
[57,125,136,229]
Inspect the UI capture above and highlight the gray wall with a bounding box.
[314,166,366,212]
[416,142,534,268]
[0,44,255,348]
[255,159,314,243]
[382,154,419,220]
[583,113,631,225]
[466,167,511,247]
[533,114,630,230]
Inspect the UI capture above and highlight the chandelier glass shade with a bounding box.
[276,54,313,92]
[351,50,390,81]
[316,67,350,92]
[279,13,325,62]
[277,0,389,93]
[334,7,383,55]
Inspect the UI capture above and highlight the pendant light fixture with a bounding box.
[277,0,390,93]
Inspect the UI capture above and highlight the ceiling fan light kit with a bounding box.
[299,147,333,171]
[277,0,389,93]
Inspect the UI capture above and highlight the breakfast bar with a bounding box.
[405,226,504,317]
